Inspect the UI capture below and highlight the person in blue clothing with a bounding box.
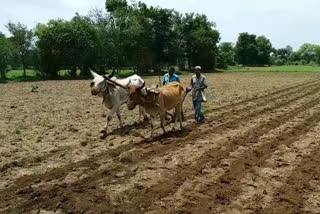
[163,67,180,85]
[163,67,183,120]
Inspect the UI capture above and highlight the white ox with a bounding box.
[90,70,147,133]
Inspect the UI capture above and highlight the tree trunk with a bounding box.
[157,66,161,86]
[187,57,192,71]
[81,66,90,77]
[71,66,77,78]
[0,69,6,81]
[23,63,26,78]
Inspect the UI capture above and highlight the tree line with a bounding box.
[1,0,320,81]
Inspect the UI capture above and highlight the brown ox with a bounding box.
[127,82,185,137]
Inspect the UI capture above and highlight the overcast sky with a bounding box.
[1,0,320,50]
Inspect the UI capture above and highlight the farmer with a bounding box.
[163,67,180,85]
[186,66,208,123]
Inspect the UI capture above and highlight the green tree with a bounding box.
[256,36,272,65]
[272,45,294,65]
[106,0,127,12]
[235,32,258,66]
[105,0,131,71]
[149,7,174,71]
[170,11,187,70]
[102,0,219,72]
[89,6,149,73]
[0,33,13,81]
[182,13,220,70]
[217,42,235,69]
[296,43,320,64]
[88,9,118,73]
[35,16,99,77]
[6,22,33,78]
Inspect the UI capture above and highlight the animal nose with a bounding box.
[127,101,135,110]
[91,88,99,95]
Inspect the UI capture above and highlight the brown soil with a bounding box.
[1,72,320,214]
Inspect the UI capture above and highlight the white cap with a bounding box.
[195,66,201,70]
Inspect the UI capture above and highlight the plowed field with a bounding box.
[1,72,320,214]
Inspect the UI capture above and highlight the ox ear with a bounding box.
[141,88,148,96]
[127,79,132,88]
[90,69,101,79]
[138,81,145,90]
[139,81,147,95]
[108,82,116,88]
[107,70,115,79]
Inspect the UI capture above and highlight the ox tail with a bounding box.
[179,84,185,119]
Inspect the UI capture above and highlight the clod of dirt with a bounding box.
[225,208,242,214]
[16,186,33,194]
[115,171,126,178]
[33,156,42,163]
[36,137,42,142]
[80,140,88,147]
[119,149,141,163]
[130,165,139,172]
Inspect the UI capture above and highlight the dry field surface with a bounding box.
[1,72,320,214]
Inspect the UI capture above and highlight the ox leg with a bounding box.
[150,116,154,137]
[172,110,177,131]
[139,106,148,122]
[174,104,182,131]
[160,113,166,134]
[116,109,122,128]
[103,115,112,133]
[142,107,149,121]
[179,104,183,130]
[103,106,118,133]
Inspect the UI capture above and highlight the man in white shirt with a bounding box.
[186,66,208,123]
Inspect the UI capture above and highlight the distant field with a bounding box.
[6,69,38,80]
[6,69,77,81]
[4,66,320,82]
[227,65,320,72]
[4,69,189,82]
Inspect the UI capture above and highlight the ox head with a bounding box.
[90,69,115,96]
[127,81,145,110]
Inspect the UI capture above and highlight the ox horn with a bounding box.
[104,76,128,90]
[90,69,101,79]
[107,70,115,79]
